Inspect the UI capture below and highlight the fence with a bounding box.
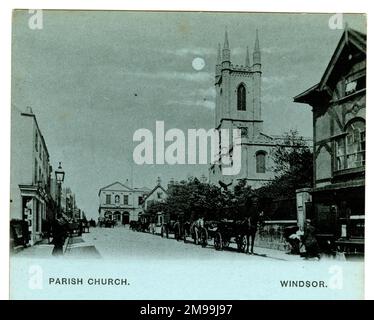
[255,197,297,251]
[255,220,297,251]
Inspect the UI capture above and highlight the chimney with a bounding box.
[25,106,33,114]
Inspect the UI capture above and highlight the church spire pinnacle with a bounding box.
[254,29,260,51]
[222,28,230,63]
[216,43,222,76]
[253,28,261,65]
[223,27,229,49]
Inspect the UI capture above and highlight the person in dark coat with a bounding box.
[52,214,67,256]
[303,220,320,259]
[249,212,261,254]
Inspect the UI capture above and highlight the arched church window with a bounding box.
[256,151,266,173]
[237,84,246,111]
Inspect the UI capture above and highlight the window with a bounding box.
[35,201,40,232]
[123,195,129,205]
[346,120,365,168]
[237,84,246,111]
[336,137,345,170]
[345,76,365,96]
[35,132,38,151]
[106,194,111,204]
[115,195,120,204]
[34,159,38,183]
[138,196,143,205]
[157,192,163,199]
[256,151,266,173]
[239,127,248,138]
[334,119,365,170]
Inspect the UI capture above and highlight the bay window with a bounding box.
[334,119,365,171]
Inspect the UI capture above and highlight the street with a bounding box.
[72,226,302,261]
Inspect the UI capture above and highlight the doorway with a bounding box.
[122,212,130,225]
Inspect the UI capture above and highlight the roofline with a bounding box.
[318,27,366,90]
[20,111,50,159]
[98,181,132,196]
[293,84,319,103]
[143,184,168,202]
[293,28,366,105]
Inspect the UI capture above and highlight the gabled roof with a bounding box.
[319,28,366,90]
[143,184,167,202]
[294,27,366,105]
[293,84,319,104]
[98,181,132,195]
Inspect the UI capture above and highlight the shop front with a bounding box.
[312,181,364,254]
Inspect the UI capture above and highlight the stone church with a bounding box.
[209,29,303,188]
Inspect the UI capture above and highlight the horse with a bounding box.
[242,212,264,254]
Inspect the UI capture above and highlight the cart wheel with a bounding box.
[201,228,208,248]
[214,232,223,250]
[238,235,247,252]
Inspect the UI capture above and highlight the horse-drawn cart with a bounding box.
[130,214,156,233]
[182,220,218,247]
[160,213,183,241]
[213,220,248,252]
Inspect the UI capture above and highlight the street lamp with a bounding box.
[55,162,65,184]
[55,162,65,218]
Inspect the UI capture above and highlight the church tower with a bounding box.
[210,29,308,190]
[214,29,263,139]
[211,28,274,188]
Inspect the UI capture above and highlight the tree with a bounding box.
[259,129,313,199]
[155,178,242,221]
[146,201,167,215]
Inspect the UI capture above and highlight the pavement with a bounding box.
[13,226,304,261]
[81,226,303,261]
[13,234,100,259]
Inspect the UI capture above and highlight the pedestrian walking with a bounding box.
[52,214,67,256]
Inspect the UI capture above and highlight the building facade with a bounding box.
[10,107,52,245]
[209,30,307,188]
[61,187,76,219]
[142,178,168,212]
[98,181,150,225]
[294,28,366,252]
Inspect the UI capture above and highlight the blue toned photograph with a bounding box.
[9,10,366,300]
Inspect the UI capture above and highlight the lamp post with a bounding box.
[55,162,65,219]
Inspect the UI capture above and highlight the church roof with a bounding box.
[294,27,366,105]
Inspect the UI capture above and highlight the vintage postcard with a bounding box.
[9,10,366,300]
